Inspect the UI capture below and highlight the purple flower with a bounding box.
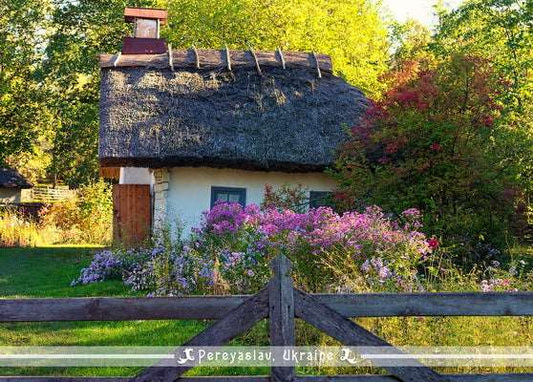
[72,250,122,285]
[402,208,421,218]
[361,260,371,273]
[378,266,393,281]
[201,202,248,234]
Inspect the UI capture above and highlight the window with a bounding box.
[309,191,334,209]
[211,187,246,208]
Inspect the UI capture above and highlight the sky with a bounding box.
[382,0,464,28]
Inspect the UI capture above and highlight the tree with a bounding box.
[0,0,55,182]
[433,0,533,228]
[433,0,532,111]
[44,0,157,186]
[160,0,390,96]
[333,0,533,258]
[333,52,524,259]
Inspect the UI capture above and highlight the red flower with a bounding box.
[385,142,399,154]
[482,115,494,127]
[430,142,442,152]
[427,237,439,250]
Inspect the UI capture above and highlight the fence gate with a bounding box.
[134,256,447,382]
[112,184,151,245]
[2,255,533,381]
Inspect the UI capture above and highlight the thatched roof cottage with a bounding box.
[99,8,367,241]
[0,168,32,204]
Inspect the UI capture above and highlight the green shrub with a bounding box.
[42,179,112,245]
[333,54,527,265]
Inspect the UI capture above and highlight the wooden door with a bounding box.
[112,184,151,246]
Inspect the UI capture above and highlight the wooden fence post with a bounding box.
[269,255,296,382]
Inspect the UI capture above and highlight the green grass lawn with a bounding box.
[0,247,269,377]
[0,246,129,298]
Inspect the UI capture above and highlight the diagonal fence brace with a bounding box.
[293,289,450,382]
[132,288,269,382]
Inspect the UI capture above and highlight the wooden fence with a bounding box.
[1,255,533,382]
[21,186,76,203]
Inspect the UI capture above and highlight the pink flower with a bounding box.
[378,266,393,281]
[402,208,421,219]
[430,142,442,152]
[196,202,432,271]
[480,280,492,292]
[427,237,439,250]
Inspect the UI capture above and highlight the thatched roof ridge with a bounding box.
[99,58,367,172]
[0,168,32,189]
[99,49,332,72]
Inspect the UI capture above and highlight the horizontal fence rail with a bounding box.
[2,292,533,322]
[2,375,533,382]
[313,292,533,317]
[0,296,248,322]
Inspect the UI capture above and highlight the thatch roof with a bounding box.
[99,49,367,172]
[0,168,32,189]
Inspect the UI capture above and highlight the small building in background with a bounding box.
[0,168,33,204]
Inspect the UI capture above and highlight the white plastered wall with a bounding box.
[119,167,151,184]
[158,167,337,235]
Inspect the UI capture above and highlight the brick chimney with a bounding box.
[122,7,168,55]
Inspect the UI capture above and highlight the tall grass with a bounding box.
[307,245,533,375]
[0,209,59,247]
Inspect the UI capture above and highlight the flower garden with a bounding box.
[74,202,532,298]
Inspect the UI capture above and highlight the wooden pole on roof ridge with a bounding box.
[113,52,122,67]
[276,47,286,70]
[249,48,262,76]
[192,45,200,69]
[312,51,322,78]
[225,45,232,71]
[168,43,174,71]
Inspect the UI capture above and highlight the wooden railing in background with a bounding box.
[1,255,533,381]
[20,186,76,203]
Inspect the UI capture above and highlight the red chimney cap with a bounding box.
[124,7,168,24]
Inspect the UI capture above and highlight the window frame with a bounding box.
[210,186,247,208]
[309,191,334,209]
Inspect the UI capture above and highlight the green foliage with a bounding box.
[0,179,113,246]
[334,53,527,261]
[43,0,158,186]
[0,0,55,180]
[0,208,59,247]
[388,19,433,71]
[43,179,113,244]
[160,0,390,96]
[433,0,532,111]
[433,0,533,212]
[77,180,113,241]
[334,0,532,262]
